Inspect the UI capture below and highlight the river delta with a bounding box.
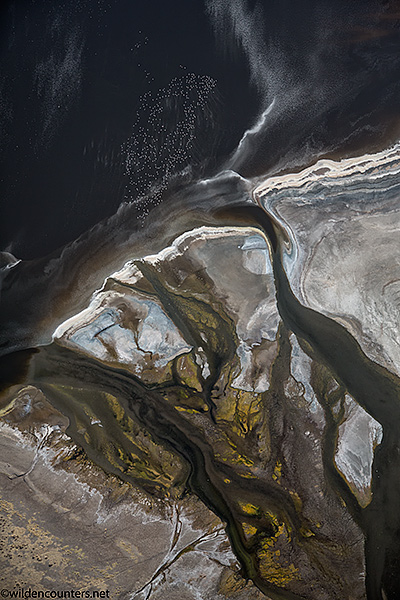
[1,1,400,599]
[1,145,400,599]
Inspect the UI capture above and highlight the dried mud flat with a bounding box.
[0,416,262,600]
[1,222,380,600]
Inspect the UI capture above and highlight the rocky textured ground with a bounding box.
[0,411,262,600]
[1,145,400,599]
[2,216,390,599]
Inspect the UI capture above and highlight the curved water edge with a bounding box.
[212,201,400,598]
[273,246,400,600]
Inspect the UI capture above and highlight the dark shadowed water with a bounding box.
[1,0,400,258]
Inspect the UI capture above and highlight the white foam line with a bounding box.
[52,225,267,340]
[254,142,400,197]
[232,98,276,162]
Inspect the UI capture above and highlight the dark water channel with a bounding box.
[269,211,400,600]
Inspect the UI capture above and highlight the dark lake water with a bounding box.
[1,0,400,259]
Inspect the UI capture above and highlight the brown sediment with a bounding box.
[2,203,398,599]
